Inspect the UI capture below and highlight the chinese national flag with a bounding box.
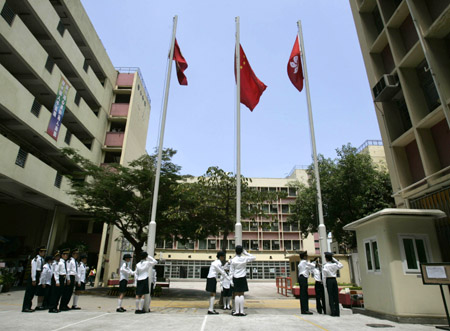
[235,44,267,111]
[287,36,304,92]
[173,39,188,85]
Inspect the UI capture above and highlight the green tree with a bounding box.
[288,144,394,251]
[62,148,204,258]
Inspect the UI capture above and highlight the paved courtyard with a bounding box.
[0,281,439,330]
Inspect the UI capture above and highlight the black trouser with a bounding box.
[49,276,64,310]
[21,272,39,311]
[61,275,75,308]
[315,281,326,314]
[326,277,339,316]
[299,274,309,313]
[42,285,51,308]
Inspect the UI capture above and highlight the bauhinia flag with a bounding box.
[287,36,304,92]
[47,77,70,141]
[173,39,188,85]
[235,44,267,111]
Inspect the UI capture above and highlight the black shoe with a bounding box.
[232,311,240,316]
[238,313,247,316]
[49,309,59,313]
[22,308,35,313]
[116,308,124,313]
[35,306,46,311]
[135,310,144,314]
[207,310,219,315]
[71,306,81,310]
[301,311,313,315]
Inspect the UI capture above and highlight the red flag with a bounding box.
[173,39,188,85]
[287,36,304,92]
[235,44,267,111]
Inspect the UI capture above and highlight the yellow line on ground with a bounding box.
[294,315,329,331]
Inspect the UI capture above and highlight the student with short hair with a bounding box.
[48,250,63,313]
[22,246,46,312]
[134,251,157,314]
[36,256,53,310]
[323,252,343,317]
[312,257,326,314]
[230,245,255,316]
[205,251,230,315]
[298,250,316,315]
[117,253,134,312]
[72,254,87,309]
[220,265,232,310]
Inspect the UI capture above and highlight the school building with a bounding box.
[347,0,450,322]
[0,0,151,281]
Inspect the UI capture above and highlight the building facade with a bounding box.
[0,0,150,270]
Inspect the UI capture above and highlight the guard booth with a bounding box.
[344,208,450,323]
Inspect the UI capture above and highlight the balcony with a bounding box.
[104,132,124,147]
[110,103,129,117]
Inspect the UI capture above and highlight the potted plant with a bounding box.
[0,271,15,293]
[0,274,4,293]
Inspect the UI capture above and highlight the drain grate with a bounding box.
[366,324,394,328]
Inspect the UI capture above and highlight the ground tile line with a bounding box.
[51,313,109,331]
[200,315,208,331]
[294,314,329,331]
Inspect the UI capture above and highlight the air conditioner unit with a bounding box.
[372,74,400,102]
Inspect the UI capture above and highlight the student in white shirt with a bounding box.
[230,245,255,316]
[205,251,229,315]
[311,257,326,314]
[134,251,157,314]
[150,268,157,297]
[220,265,232,310]
[36,256,53,310]
[49,250,63,313]
[22,246,46,312]
[323,252,343,317]
[298,251,315,314]
[60,248,79,311]
[117,253,134,312]
[72,254,87,310]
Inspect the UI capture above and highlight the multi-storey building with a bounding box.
[349,0,449,260]
[0,0,150,272]
[152,168,318,280]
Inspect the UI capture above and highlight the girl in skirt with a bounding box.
[117,253,134,312]
[205,251,230,314]
[230,245,255,316]
[134,251,157,314]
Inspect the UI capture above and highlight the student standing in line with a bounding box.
[205,251,230,315]
[230,245,255,317]
[311,257,326,314]
[323,252,343,317]
[36,256,53,310]
[117,253,134,312]
[22,246,46,312]
[72,254,87,310]
[220,267,232,310]
[298,251,315,315]
[59,249,72,311]
[48,250,63,313]
[134,251,157,314]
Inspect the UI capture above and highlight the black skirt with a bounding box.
[232,277,249,292]
[205,277,217,293]
[119,279,128,293]
[75,282,86,291]
[222,287,232,297]
[136,278,149,296]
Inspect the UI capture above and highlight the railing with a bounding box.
[276,276,293,297]
[287,165,309,178]
[115,67,151,104]
[356,139,383,153]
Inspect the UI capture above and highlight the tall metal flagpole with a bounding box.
[235,16,242,246]
[297,20,331,315]
[144,15,178,312]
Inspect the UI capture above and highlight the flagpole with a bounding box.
[235,16,242,247]
[297,20,331,315]
[144,15,178,312]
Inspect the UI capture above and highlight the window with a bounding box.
[198,240,207,250]
[281,204,289,214]
[165,239,173,249]
[399,235,430,272]
[271,221,279,231]
[269,187,277,192]
[288,187,296,197]
[30,99,41,117]
[83,59,89,72]
[284,240,292,250]
[45,56,55,73]
[262,204,269,213]
[251,240,259,250]
[64,130,72,145]
[15,148,28,168]
[293,240,300,250]
[242,222,249,231]
[364,238,380,272]
[156,240,164,249]
[283,223,291,232]
[228,240,235,250]
[272,240,280,250]
[292,222,299,231]
[74,92,81,106]
[57,20,65,36]
[1,3,15,26]
[416,59,440,112]
[263,240,270,250]
[242,240,250,250]
[270,204,278,214]
[207,239,216,250]
[250,222,258,231]
[54,173,63,188]
[372,6,383,35]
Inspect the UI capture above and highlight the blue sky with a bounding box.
[81,0,381,178]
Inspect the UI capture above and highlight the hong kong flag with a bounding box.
[235,44,267,111]
[173,39,188,85]
[287,36,304,92]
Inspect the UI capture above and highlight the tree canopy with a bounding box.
[288,144,394,251]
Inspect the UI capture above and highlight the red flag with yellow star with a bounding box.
[235,44,267,111]
[173,39,188,85]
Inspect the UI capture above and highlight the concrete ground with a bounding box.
[0,280,438,330]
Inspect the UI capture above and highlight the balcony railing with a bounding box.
[105,132,124,147]
[110,103,129,117]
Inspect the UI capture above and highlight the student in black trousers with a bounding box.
[311,258,326,314]
[297,251,315,314]
[22,246,46,312]
[323,252,343,317]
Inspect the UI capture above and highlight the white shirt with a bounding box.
[67,257,79,282]
[322,258,343,278]
[119,262,134,281]
[298,259,316,278]
[152,269,157,284]
[39,263,53,286]
[55,259,68,285]
[78,262,87,283]
[220,273,231,289]
[230,251,256,279]
[135,256,157,281]
[207,259,228,279]
[312,268,322,282]
[31,255,44,281]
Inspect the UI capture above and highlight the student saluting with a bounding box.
[323,252,343,317]
[298,251,315,315]
[230,245,255,317]
[134,251,157,314]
